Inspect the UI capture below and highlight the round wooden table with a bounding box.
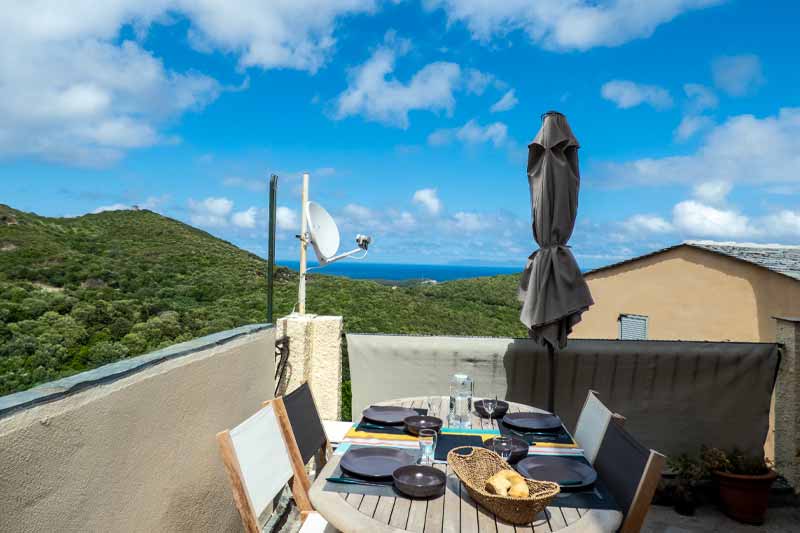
[310,396,622,533]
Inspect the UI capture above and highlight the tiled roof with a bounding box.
[586,241,800,281]
[686,241,800,281]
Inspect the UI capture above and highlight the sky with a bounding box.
[1,0,798,269]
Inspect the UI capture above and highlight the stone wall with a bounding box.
[774,317,800,492]
[276,313,343,421]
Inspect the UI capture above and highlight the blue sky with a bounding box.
[1,1,798,269]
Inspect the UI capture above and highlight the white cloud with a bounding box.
[276,206,299,231]
[424,0,722,51]
[428,119,508,147]
[692,180,731,205]
[490,90,518,113]
[601,80,672,110]
[672,200,754,238]
[762,211,800,238]
[712,54,765,96]
[674,114,714,141]
[465,69,496,95]
[684,83,718,112]
[625,214,674,233]
[449,211,487,232]
[93,203,130,214]
[92,195,170,214]
[188,196,234,227]
[412,188,443,215]
[232,207,258,228]
[599,108,800,186]
[334,34,462,128]
[0,1,377,165]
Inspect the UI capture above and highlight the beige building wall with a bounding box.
[0,326,275,533]
[574,245,800,342]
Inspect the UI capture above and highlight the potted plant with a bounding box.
[666,453,705,515]
[701,447,777,525]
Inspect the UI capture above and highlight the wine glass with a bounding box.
[418,429,437,466]
[492,436,514,461]
[483,395,498,419]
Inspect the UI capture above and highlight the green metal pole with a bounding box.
[267,174,278,324]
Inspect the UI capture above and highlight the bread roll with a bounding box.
[485,469,529,498]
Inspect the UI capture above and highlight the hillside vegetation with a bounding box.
[0,204,526,398]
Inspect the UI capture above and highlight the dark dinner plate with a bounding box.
[393,465,447,498]
[515,456,597,489]
[340,447,417,479]
[362,406,419,425]
[483,436,529,464]
[474,399,509,419]
[404,415,443,436]
[502,412,562,431]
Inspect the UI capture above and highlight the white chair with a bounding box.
[573,390,625,464]
[216,403,335,533]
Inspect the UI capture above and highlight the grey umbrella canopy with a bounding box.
[519,112,593,410]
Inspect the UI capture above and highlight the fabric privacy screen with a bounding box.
[283,383,327,465]
[346,334,780,458]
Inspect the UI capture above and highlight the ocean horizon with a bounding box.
[279,260,522,282]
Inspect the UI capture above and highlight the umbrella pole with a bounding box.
[547,344,556,413]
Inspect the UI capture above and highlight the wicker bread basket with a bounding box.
[447,446,560,525]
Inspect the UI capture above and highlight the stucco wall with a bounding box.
[0,326,275,533]
[574,245,800,342]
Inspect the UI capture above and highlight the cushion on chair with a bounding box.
[283,383,328,464]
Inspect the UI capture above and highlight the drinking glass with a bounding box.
[483,395,498,418]
[418,429,437,466]
[492,436,513,461]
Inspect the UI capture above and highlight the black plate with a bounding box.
[404,415,443,436]
[393,465,447,498]
[515,456,597,489]
[474,399,509,419]
[502,412,562,431]
[362,406,419,425]
[340,447,417,479]
[483,436,529,464]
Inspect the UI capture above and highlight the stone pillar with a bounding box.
[774,316,800,492]
[276,313,343,421]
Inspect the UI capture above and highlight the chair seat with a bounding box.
[299,511,337,532]
[322,420,353,445]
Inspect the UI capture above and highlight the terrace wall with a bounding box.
[0,324,275,533]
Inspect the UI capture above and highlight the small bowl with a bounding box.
[393,465,447,498]
[404,415,443,436]
[484,436,529,464]
[474,399,509,419]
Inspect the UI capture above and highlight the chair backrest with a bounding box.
[574,390,616,464]
[217,403,312,533]
[594,422,665,533]
[282,382,329,465]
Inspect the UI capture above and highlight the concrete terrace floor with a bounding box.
[643,505,800,532]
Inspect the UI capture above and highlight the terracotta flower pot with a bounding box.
[714,469,777,525]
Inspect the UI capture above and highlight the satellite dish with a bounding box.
[305,201,370,265]
[306,201,340,261]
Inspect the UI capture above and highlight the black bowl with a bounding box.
[474,399,509,419]
[393,465,447,498]
[404,415,443,436]
[484,436,529,464]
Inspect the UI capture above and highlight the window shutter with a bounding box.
[619,314,648,340]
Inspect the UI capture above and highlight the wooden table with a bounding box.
[309,396,623,533]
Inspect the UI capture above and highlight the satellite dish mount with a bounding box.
[296,173,371,314]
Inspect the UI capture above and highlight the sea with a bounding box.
[280,261,522,282]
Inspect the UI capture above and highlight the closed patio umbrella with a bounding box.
[519,111,593,413]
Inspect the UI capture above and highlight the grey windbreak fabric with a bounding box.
[347,333,780,458]
[519,112,593,349]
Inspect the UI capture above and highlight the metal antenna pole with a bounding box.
[267,174,278,324]
[298,173,309,314]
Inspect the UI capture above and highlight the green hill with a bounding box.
[0,204,526,401]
